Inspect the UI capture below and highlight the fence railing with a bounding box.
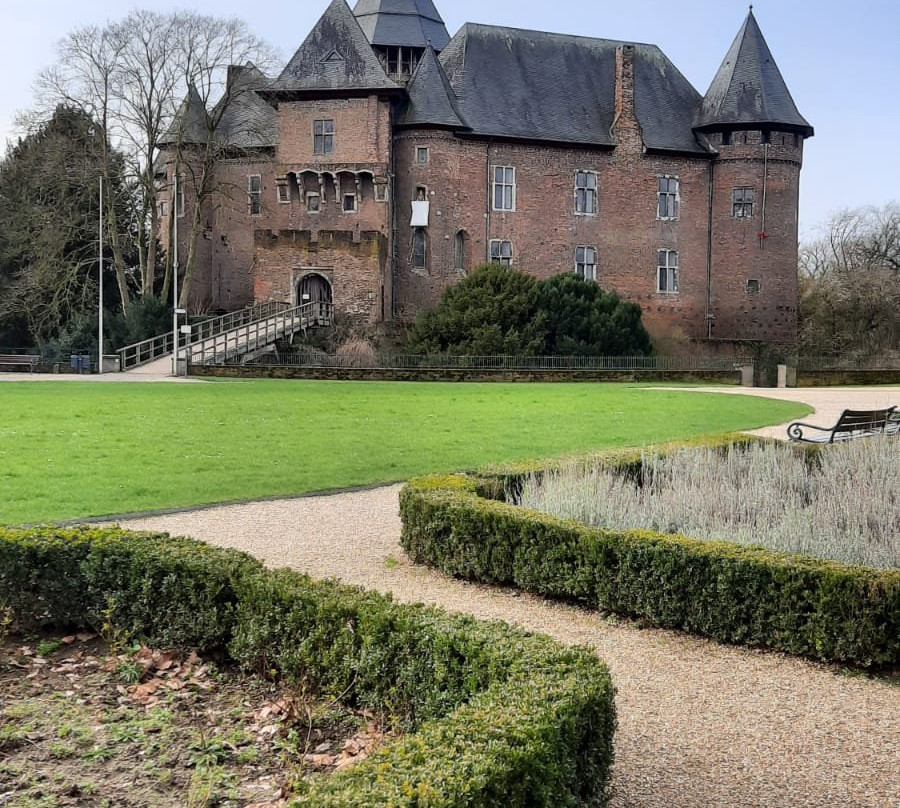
[798,355,900,371]
[189,301,333,365]
[117,302,295,370]
[236,352,749,371]
[117,332,175,370]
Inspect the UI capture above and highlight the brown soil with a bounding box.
[0,631,391,808]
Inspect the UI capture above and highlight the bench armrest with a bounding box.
[786,420,831,442]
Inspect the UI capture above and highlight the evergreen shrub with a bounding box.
[0,525,616,807]
[399,443,900,668]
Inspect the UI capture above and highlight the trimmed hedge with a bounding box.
[0,525,616,807]
[399,452,900,668]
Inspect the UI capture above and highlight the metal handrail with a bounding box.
[117,332,174,370]
[117,302,294,370]
[187,301,333,366]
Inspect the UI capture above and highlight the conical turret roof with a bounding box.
[696,9,813,136]
[353,0,450,51]
[398,45,465,128]
[160,84,208,146]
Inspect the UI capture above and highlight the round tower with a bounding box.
[695,8,813,347]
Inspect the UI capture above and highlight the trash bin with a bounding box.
[80,355,92,374]
[70,355,80,372]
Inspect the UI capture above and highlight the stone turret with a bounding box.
[696,8,813,345]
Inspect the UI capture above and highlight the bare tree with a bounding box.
[31,11,276,312]
[798,203,900,359]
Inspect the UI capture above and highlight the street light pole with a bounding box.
[98,175,104,375]
[172,172,179,376]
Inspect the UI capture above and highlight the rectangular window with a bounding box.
[575,171,597,215]
[657,249,679,293]
[657,176,679,219]
[175,175,185,217]
[248,175,261,216]
[276,183,290,204]
[342,193,357,212]
[415,146,429,164]
[306,193,320,213]
[492,166,516,211]
[412,228,427,269]
[159,200,168,217]
[575,246,597,281]
[313,119,334,155]
[489,239,512,266]
[732,187,754,218]
[746,278,760,293]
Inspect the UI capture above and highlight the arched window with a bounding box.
[412,228,427,269]
[453,230,467,272]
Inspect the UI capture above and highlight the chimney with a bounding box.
[612,44,643,150]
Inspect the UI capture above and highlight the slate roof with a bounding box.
[398,45,466,128]
[437,24,709,153]
[696,10,813,136]
[214,64,277,149]
[352,0,450,51]
[271,0,399,94]
[160,84,208,146]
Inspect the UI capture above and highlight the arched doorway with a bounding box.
[297,272,333,306]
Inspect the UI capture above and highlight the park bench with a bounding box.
[0,354,40,372]
[787,406,897,443]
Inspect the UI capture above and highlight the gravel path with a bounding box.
[117,386,899,808]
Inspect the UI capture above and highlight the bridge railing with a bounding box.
[188,301,332,366]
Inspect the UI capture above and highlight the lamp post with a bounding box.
[98,175,104,375]
[171,172,180,376]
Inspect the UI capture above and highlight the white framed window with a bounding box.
[492,166,516,211]
[248,175,261,216]
[732,187,754,218]
[415,146,429,164]
[159,200,168,217]
[313,119,334,155]
[575,246,597,281]
[342,193,357,212]
[412,228,427,269]
[306,192,320,213]
[657,249,679,293]
[489,239,512,266]
[276,183,290,204]
[657,175,679,220]
[575,171,597,215]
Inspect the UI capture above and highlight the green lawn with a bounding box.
[0,380,810,524]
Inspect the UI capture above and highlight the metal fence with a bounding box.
[235,352,748,371]
[798,355,900,371]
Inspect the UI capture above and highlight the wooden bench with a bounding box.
[0,354,40,372]
[787,406,897,443]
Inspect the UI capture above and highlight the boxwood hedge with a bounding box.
[0,525,616,807]
[399,446,900,668]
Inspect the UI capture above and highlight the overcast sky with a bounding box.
[2,0,898,237]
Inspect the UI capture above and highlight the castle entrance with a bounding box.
[297,272,332,306]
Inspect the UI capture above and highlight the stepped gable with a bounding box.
[215,63,277,149]
[353,0,450,51]
[398,44,466,128]
[438,24,709,153]
[696,9,813,136]
[160,84,208,146]
[270,0,399,94]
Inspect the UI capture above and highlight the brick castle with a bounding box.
[158,0,813,348]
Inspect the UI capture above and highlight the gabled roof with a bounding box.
[438,24,709,153]
[160,84,208,146]
[696,10,813,136]
[398,45,465,128]
[214,64,277,149]
[271,0,399,94]
[352,0,450,51]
